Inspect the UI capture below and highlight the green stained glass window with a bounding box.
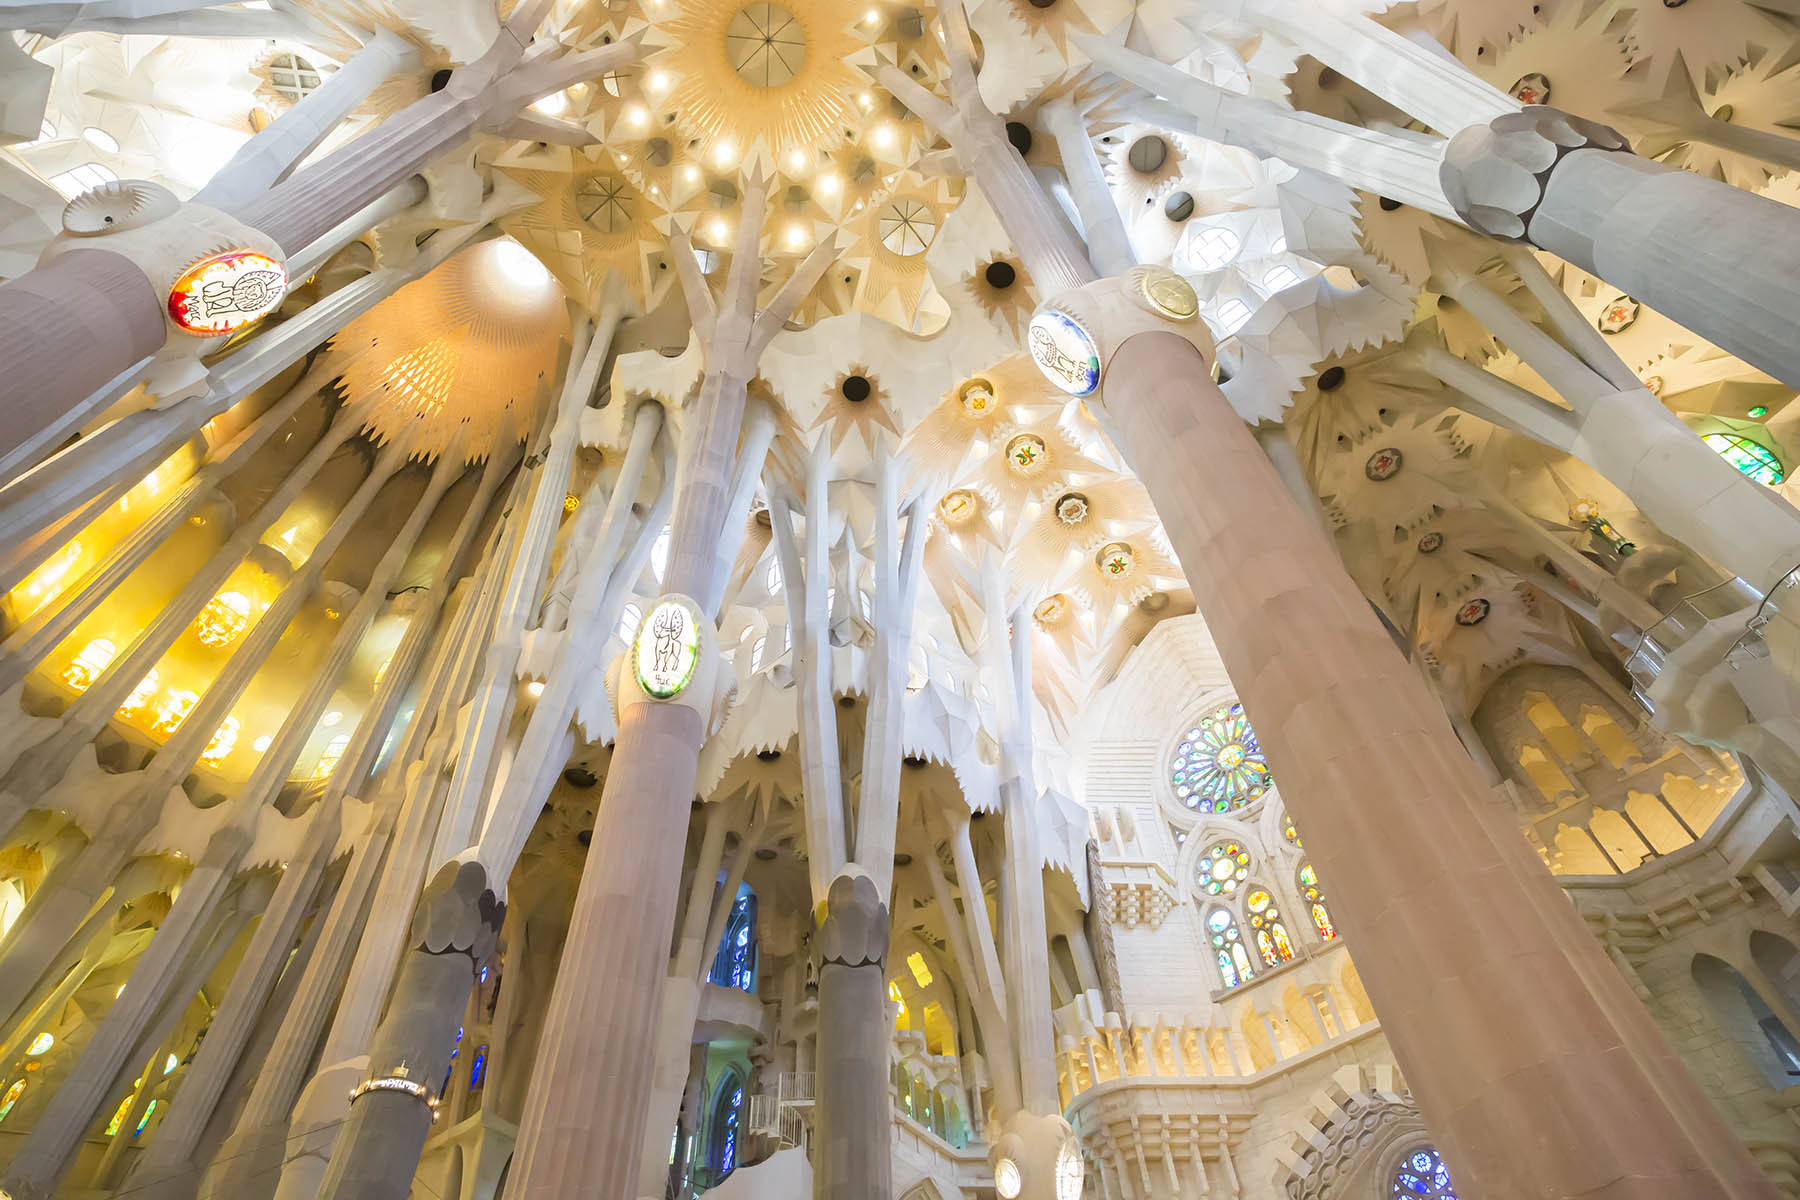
[1703,433,1784,485]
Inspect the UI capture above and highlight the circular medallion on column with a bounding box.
[994,1158,1022,1199]
[167,250,287,335]
[1126,264,1199,321]
[632,595,704,698]
[1364,447,1404,481]
[1056,1137,1085,1200]
[1455,597,1491,626]
[1027,308,1101,395]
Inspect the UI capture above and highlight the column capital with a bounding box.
[411,854,505,971]
[1439,107,1632,241]
[816,867,889,969]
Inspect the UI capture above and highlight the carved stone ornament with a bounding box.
[410,854,506,970]
[40,179,289,403]
[1439,107,1631,241]
[816,868,889,968]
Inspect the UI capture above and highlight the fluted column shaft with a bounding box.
[813,871,892,1200]
[1103,331,1775,1200]
[503,364,748,1200]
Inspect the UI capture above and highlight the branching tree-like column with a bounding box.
[0,0,637,456]
[362,186,838,1200]
[766,438,924,1200]
[1412,243,1800,593]
[1083,22,1800,393]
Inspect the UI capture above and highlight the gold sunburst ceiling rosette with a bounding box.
[655,0,882,168]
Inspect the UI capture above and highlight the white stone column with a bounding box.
[194,30,420,213]
[1039,99,1136,278]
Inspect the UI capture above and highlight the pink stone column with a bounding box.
[0,249,165,463]
[504,370,746,1200]
[1105,330,1776,1200]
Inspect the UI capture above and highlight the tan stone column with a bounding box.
[500,208,837,1200]
[1103,330,1775,1200]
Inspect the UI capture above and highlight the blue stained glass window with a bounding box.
[1393,1146,1459,1198]
[709,888,759,994]
[470,1045,488,1089]
[709,1074,745,1178]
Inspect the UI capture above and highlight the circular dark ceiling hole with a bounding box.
[755,847,779,860]
[562,766,598,788]
[577,829,592,846]
[1317,366,1347,392]
[985,261,1016,289]
[430,68,453,92]
[756,748,782,761]
[1378,196,1402,211]
[841,375,872,403]
[1005,121,1033,156]
[1128,135,1168,173]
[1164,191,1195,222]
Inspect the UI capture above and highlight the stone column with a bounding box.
[1441,107,1800,392]
[1103,329,1776,1200]
[812,870,891,1200]
[315,857,503,1200]
[0,250,165,464]
[495,211,837,1200]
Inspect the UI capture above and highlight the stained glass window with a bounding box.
[0,1080,23,1123]
[1298,863,1337,942]
[709,888,758,994]
[1703,433,1784,485]
[1206,907,1254,989]
[1197,841,1251,897]
[710,1074,745,1177]
[1248,888,1295,966]
[1393,1146,1459,1197]
[1282,814,1302,850]
[1171,703,1271,812]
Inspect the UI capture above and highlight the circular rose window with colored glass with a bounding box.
[1171,702,1271,811]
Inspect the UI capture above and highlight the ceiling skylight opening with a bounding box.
[485,239,554,295]
[1214,297,1253,336]
[82,126,119,154]
[1182,225,1240,273]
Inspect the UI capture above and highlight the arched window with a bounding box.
[1247,888,1295,966]
[1297,863,1337,942]
[1703,433,1784,485]
[709,887,758,993]
[1171,703,1271,812]
[1206,907,1254,989]
[1197,840,1251,897]
[0,1080,23,1123]
[708,1072,746,1178]
[1392,1146,1459,1197]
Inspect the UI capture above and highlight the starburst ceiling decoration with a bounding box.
[656,0,882,167]
[326,240,570,464]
